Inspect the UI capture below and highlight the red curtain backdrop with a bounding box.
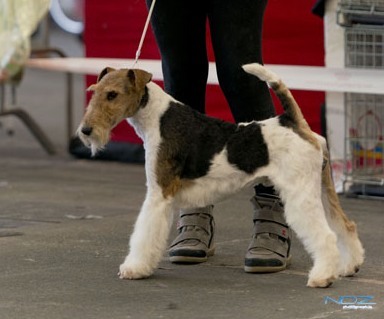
[84,0,324,144]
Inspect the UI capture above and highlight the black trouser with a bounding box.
[146,0,274,122]
[147,0,276,196]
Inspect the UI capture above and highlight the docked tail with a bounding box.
[242,63,319,149]
[242,63,306,127]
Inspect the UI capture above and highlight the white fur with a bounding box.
[77,67,363,287]
[117,81,364,288]
[242,63,280,86]
[120,83,177,279]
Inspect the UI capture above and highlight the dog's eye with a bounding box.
[107,91,118,101]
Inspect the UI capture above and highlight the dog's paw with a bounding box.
[307,276,336,288]
[118,261,153,280]
[338,249,364,277]
[307,260,339,288]
[307,268,338,288]
[339,264,361,277]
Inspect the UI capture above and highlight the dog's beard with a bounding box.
[78,126,111,157]
[90,140,103,157]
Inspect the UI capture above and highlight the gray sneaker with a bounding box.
[244,195,291,273]
[169,206,215,263]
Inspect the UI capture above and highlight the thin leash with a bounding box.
[131,0,157,68]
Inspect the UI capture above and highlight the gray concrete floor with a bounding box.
[0,25,383,319]
[0,148,383,319]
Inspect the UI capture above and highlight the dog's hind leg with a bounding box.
[320,144,365,277]
[274,171,341,288]
[119,191,174,279]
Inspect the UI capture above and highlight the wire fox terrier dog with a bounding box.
[78,63,364,288]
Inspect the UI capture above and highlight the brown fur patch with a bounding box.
[81,68,152,141]
[271,81,320,150]
[155,136,194,198]
[157,163,194,198]
[78,68,152,155]
[322,149,356,233]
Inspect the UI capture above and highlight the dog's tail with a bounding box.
[242,63,306,127]
[242,63,319,149]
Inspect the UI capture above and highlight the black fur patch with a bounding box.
[159,102,269,178]
[226,123,269,174]
[140,86,149,107]
[279,113,297,129]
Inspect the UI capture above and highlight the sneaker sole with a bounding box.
[244,255,292,273]
[169,247,215,264]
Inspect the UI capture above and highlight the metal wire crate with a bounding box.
[344,93,384,181]
[344,25,384,194]
[338,0,384,26]
[345,27,384,67]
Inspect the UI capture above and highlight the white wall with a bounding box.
[324,0,346,162]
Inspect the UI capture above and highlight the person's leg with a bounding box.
[146,0,208,112]
[208,0,274,122]
[147,0,215,263]
[208,0,291,272]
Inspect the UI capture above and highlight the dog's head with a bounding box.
[77,67,152,155]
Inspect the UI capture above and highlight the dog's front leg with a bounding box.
[119,191,173,279]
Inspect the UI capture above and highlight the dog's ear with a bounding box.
[97,67,115,82]
[127,69,153,90]
[87,84,97,91]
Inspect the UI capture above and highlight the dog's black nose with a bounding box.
[81,126,93,136]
